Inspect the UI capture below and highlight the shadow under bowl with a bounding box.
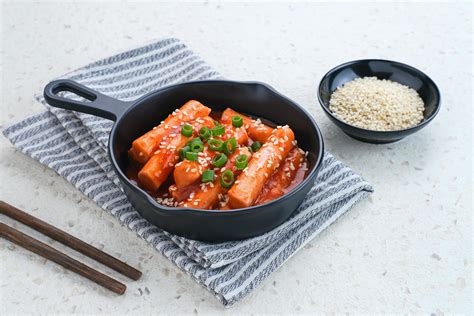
[318,59,441,144]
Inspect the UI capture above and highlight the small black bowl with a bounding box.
[318,59,441,144]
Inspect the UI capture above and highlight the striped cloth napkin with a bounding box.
[2,38,373,306]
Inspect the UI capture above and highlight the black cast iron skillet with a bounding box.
[43,80,324,242]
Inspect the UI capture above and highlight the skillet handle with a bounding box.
[43,79,132,121]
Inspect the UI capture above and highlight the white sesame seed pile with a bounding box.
[329,77,425,131]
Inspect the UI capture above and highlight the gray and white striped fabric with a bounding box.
[2,38,373,306]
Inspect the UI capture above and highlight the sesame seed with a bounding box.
[329,76,424,131]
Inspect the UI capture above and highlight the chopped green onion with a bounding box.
[212,153,228,168]
[199,126,211,141]
[185,151,198,161]
[220,170,234,188]
[181,124,193,137]
[211,125,225,136]
[223,137,237,155]
[208,139,224,151]
[190,141,204,153]
[186,137,202,146]
[179,145,190,160]
[232,115,243,128]
[251,141,262,152]
[201,170,215,183]
[235,154,249,170]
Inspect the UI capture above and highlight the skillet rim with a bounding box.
[109,80,325,215]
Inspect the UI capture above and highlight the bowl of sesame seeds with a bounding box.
[318,59,441,144]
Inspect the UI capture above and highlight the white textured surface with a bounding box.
[0,1,472,314]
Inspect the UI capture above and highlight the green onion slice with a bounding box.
[201,170,215,183]
[185,151,198,161]
[235,154,249,170]
[179,145,190,160]
[220,170,235,189]
[199,126,211,141]
[181,124,193,137]
[223,137,237,155]
[211,125,225,136]
[232,115,243,128]
[186,137,202,146]
[190,141,204,153]
[212,153,228,168]
[208,139,224,151]
[251,141,262,152]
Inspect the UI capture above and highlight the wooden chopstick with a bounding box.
[0,200,142,280]
[0,222,126,295]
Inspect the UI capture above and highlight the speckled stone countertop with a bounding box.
[0,2,471,314]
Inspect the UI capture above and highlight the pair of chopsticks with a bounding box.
[0,200,141,295]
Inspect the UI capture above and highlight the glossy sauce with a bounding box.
[127,109,309,209]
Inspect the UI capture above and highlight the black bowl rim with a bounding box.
[109,80,325,215]
[317,58,441,134]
